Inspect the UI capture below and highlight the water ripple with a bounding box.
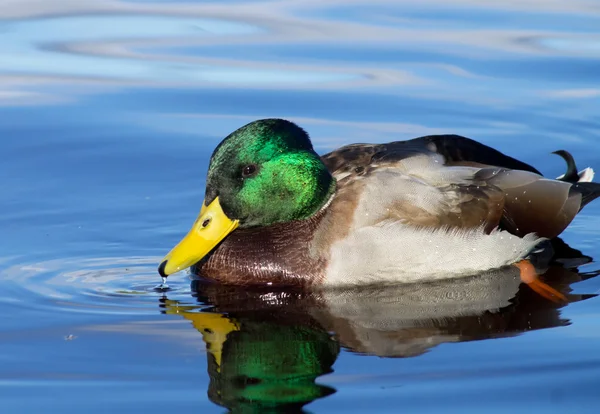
[1,256,190,315]
[0,0,598,124]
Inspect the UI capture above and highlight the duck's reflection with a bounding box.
[160,289,338,413]
[159,252,598,412]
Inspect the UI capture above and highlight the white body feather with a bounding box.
[324,223,541,285]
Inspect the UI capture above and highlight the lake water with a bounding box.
[2,1,600,412]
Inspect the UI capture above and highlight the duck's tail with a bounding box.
[553,149,599,210]
[554,150,595,183]
[571,181,600,211]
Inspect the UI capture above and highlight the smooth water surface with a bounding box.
[2,1,600,412]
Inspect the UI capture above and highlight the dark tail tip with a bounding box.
[572,182,600,210]
[553,150,579,183]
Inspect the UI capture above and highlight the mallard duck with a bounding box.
[158,119,599,299]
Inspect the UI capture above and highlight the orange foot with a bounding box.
[515,260,567,303]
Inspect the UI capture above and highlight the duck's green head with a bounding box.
[159,119,335,277]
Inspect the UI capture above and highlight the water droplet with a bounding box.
[155,277,169,290]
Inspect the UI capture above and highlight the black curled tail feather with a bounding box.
[553,150,580,183]
[571,182,600,211]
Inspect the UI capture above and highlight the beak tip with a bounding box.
[158,260,168,278]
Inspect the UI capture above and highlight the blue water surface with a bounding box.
[1,1,600,413]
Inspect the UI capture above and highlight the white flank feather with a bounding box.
[324,222,542,286]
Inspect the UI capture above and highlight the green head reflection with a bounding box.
[207,321,338,412]
[162,299,338,413]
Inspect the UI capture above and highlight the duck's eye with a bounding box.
[242,164,258,178]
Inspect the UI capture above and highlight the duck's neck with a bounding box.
[314,179,337,216]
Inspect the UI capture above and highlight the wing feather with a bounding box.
[322,135,592,239]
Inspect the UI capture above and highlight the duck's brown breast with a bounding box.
[192,210,328,287]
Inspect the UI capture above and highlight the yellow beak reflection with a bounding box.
[158,197,239,277]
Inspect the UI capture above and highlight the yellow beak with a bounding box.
[158,197,239,277]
